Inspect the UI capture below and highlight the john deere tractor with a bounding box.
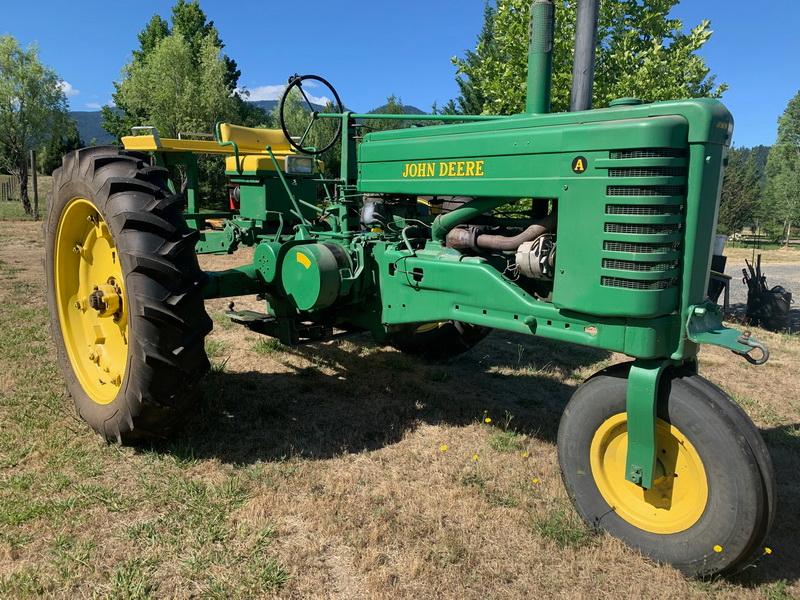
[46,0,774,577]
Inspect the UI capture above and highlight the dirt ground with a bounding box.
[0,219,798,599]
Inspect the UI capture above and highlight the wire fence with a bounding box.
[0,175,21,202]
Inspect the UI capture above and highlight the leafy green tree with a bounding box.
[39,118,83,175]
[718,148,760,235]
[102,0,258,141]
[763,90,800,245]
[0,35,68,214]
[112,34,238,137]
[452,0,726,115]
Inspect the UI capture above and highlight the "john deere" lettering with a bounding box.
[401,160,485,178]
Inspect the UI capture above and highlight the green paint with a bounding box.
[137,27,760,492]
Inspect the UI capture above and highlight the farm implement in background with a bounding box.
[45,0,775,577]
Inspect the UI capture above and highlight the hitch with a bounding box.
[686,302,770,366]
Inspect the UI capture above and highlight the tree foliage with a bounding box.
[0,35,68,213]
[452,0,726,115]
[366,95,411,132]
[39,118,83,175]
[111,33,238,138]
[102,0,259,141]
[275,90,342,179]
[718,148,760,235]
[763,90,800,244]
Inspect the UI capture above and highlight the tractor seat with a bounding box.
[217,123,296,173]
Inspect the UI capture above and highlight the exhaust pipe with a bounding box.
[526,0,555,114]
[570,0,600,111]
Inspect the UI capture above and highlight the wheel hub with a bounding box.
[590,413,709,534]
[54,199,129,404]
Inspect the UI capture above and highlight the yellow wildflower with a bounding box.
[713,545,723,553]
[472,453,480,462]
[764,547,773,555]
[439,444,448,453]
[531,477,541,485]
[484,417,492,424]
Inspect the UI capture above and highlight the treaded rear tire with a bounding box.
[45,147,212,443]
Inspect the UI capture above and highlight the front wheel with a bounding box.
[46,147,212,442]
[558,365,774,577]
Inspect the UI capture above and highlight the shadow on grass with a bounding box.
[157,332,610,465]
[147,329,800,587]
[724,302,800,334]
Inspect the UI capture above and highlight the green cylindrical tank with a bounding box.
[281,243,349,311]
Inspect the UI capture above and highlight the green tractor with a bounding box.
[46,0,773,577]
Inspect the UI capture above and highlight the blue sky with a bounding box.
[3,1,798,147]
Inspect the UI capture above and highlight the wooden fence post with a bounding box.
[30,150,39,220]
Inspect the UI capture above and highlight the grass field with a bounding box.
[0,219,798,599]
[0,175,53,221]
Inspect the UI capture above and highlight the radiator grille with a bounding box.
[604,222,680,235]
[595,147,687,296]
[601,276,675,290]
[608,167,686,178]
[606,204,680,216]
[604,241,679,254]
[607,185,685,197]
[602,258,679,272]
[610,148,686,159]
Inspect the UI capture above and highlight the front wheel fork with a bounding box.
[624,303,770,489]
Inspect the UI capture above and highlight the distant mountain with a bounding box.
[369,103,425,115]
[69,101,427,145]
[70,111,116,146]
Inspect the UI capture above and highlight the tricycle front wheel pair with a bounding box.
[45,148,774,577]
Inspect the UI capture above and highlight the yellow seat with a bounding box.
[217,123,297,173]
[217,123,294,154]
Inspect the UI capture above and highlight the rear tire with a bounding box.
[386,321,491,360]
[45,147,212,442]
[557,365,774,577]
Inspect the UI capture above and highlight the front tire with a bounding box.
[46,147,212,442]
[557,365,774,576]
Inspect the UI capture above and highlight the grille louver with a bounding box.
[600,148,687,293]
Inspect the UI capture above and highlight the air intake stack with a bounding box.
[569,0,600,111]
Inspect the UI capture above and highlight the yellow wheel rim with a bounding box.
[414,322,445,334]
[54,198,129,405]
[590,413,708,534]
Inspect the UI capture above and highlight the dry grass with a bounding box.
[0,220,798,599]
[724,245,800,265]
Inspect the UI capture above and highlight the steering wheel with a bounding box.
[278,74,344,155]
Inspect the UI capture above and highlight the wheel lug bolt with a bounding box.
[74,301,81,310]
[88,352,96,361]
[73,244,82,254]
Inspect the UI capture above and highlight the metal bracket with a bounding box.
[625,359,674,489]
[686,302,769,365]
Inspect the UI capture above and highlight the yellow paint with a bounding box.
[402,160,487,178]
[218,123,293,153]
[54,198,128,405]
[590,413,708,534]
[296,252,312,269]
[121,135,232,154]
